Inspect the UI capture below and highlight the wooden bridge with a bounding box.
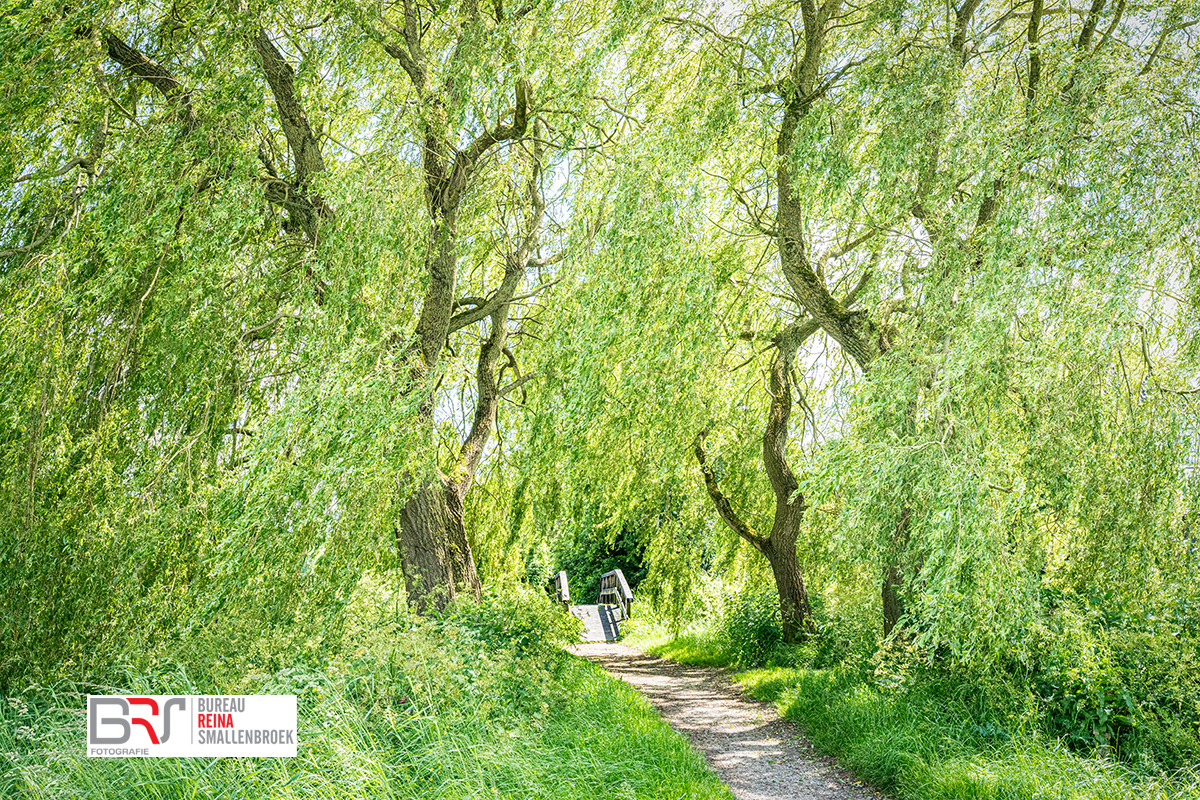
[552,569,633,642]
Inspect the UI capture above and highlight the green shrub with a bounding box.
[452,582,583,656]
[719,585,782,667]
[1023,594,1200,773]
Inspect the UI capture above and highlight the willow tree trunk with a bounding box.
[761,521,812,644]
[882,563,905,637]
[375,0,531,613]
[396,475,482,613]
[394,210,472,614]
[392,99,537,613]
[695,322,819,644]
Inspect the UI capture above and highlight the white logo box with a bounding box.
[87,695,297,757]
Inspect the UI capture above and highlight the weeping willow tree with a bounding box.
[2,0,1198,690]
[0,0,629,685]
[510,0,1199,650]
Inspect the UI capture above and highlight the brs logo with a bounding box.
[88,696,187,745]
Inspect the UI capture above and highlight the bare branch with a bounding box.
[963,1,1034,59]
[952,0,985,57]
[828,227,879,260]
[1076,0,1108,51]
[239,312,305,343]
[592,94,644,126]
[0,209,66,259]
[383,41,425,89]
[1094,0,1125,53]
[841,267,873,308]
[511,278,561,304]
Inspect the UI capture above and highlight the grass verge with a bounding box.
[1,655,731,800]
[623,621,1200,800]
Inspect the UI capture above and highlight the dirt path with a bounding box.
[571,643,882,800]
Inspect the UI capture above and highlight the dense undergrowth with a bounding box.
[1,579,730,800]
[624,582,1200,800]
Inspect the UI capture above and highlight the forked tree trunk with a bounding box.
[395,118,541,613]
[695,322,819,644]
[390,80,531,613]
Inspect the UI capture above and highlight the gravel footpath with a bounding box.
[570,642,883,800]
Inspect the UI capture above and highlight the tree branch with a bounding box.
[102,31,197,129]
[694,429,767,551]
[384,41,424,88]
[498,371,536,397]
[443,79,531,210]
[1025,0,1044,102]
[952,0,985,58]
[962,1,1033,59]
[13,158,89,184]
[253,29,325,187]
[1139,18,1198,76]
[1075,0,1108,50]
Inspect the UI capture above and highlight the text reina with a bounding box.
[196,697,246,729]
[197,712,235,729]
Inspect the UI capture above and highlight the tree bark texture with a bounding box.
[382,48,534,609]
[396,474,482,613]
[761,326,816,642]
[763,531,812,644]
[882,560,905,638]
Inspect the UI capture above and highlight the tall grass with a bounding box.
[2,586,731,800]
[737,666,1200,800]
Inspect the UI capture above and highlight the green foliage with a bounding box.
[550,520,647,604]
[633,569,883,670]
[640,613,1200,799]
[1035,661,1139,760]
[4,0,1200,794]
[1022,602,1200,774]
[2,580,731,800]
[718,585,782,668]
[452,583,584,657]
[737,662,1200,800]
[0,0,635,690]
[637,563,1200,775]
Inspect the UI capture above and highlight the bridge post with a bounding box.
[553,570,570,609]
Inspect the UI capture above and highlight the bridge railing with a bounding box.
[553,570,570,608]
[597,569,633,621]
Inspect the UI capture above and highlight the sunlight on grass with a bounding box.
[1,656,733,800]
[621,620,732,667]
[1,594,733,800]
[732,665,1200,800]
